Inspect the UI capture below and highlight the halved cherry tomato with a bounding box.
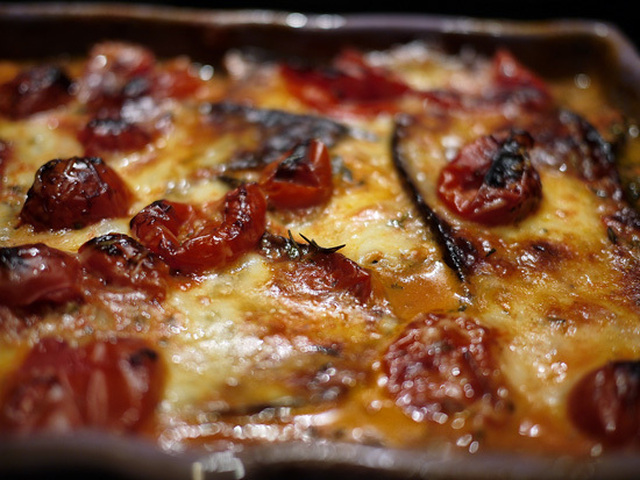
[79,233,170,301]
[0,243,82,308]
[489,49,552,109]
[19,156,133,231]
[0,64,72,119]
[568,360,640,446]
[130,183,267,273]
[281,48,412,116]
[0,337,164,434]
[78,115,153,156]
[383,312,510,423]
[437,130,542,226]
[150,58,206,99]
[77,41,156,113]
[260,139,333,209]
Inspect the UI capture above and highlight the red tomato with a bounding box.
[288,250,372,303]
[568,361,640,445]
[0,243,83,308]
[78,115,153,156]
[79,233,170,301]
[0,64,72,119]
[77,41,156,113]
[130,183,267,273]
[151,58,205,99]
[0,337,164,434]
[260,139,333,209]
[19,156,133,231]
[281,48,412,115]
[437,130,542,225]
[489,49,552,109]
[383,312,509,423]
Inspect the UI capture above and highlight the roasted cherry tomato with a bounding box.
[489,49,552,109]
[568,360,640,446]
[78,115,153,156]
[77,41,156,113]
[292,250,372,303]
[281,48,412,115]
[437,130,542,226]
[260,139,333,209]
[19,156,133,231]
[0,337,164,434]
[383,312,509,423]
[0,64,72,119]
[151,58,206,99]
[79,233,170,301]
[130,183,267,273]
[0,243,82,308]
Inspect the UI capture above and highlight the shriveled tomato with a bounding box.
[383,312,510,423]
[568,360,640,446]
[488,49,552,109]
[281,48,412,115]
[260,139,333,209]
[79,233,170,301]
[260,232,373,304]
[0,337,164,434]
[78,115,153,156]
[437,130,542,226]
[19,156,133,231]
[130,183,267,273]
[151,58,205,99]
[77,41,156,113]
[0,64,72,119]
[0,243,82,308]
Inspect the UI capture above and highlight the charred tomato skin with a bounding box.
[261,139,333,209]
[19,156,133,231]
[78,115,153,156]
[0,243,83,308]
[437,130,542,226]
[79,233,170,301]
[0,64,72,119]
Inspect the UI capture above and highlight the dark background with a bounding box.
[11,0,640,49]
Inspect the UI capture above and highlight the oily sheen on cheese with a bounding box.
[0,38,640,461]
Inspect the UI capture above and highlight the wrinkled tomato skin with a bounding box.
[0,65,72,119]
[281,49,412,115]
[437,130,542,226]
[261,139,333,209]
[78,116,153,156]
[0,243,82,308]
[383,313,509,423]
[79,233,170,301]
[568,361,640,446]
[19,156,133,231]
[130,183,267,273]
[490,49,552,109]
[289,251,372,303]
[0,337,164,434]
[77,42,156,113]
[151,59,205,99]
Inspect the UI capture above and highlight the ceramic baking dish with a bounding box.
[2,3,640,479]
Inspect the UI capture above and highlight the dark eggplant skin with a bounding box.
[391,114,477,285]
